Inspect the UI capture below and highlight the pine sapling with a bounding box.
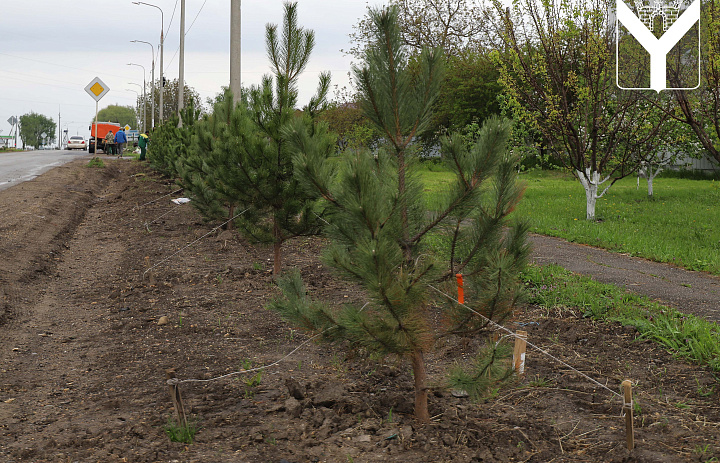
[272,6,529,422]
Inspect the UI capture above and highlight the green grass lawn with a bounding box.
[419,164,720,275]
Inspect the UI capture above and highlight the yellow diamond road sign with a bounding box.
[85,77,110,102]
[90,83,104,96]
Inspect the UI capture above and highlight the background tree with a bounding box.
[493,0,669,220]
[141,78,202,129]
[319,86,379,152]
[346,0,488,59]
[664,0,720,166]
[272,6,528,422]
[19,112,56,149]
[423,49,503,143]
[95,105,137,129]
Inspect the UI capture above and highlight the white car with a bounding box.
[67,136,87,150]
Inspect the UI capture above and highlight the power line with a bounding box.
[0,52,139,82]
[164,0,209,73]
[165,0,179,41]
[186,0,209,34]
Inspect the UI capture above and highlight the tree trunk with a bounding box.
[410,349,429,423]
[576,169,599,221]
[646,165,662,197]
[226,205,235,230]
[273,219,282,277]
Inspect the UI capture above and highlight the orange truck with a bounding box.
[88,122,122,154]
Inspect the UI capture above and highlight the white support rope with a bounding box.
[168,330,327,386]
[167,302,371,386]
[120,188,185,227]
[145,204,182,231]
[428,285,622,399]
[133,188,184,211]
[143,207,249,277]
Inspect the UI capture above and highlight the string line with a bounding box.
[428,284,622,399]
[144,207,249,277]
[168,303,370,386]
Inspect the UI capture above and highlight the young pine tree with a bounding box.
[148,105,201,178]
[210,2,330,275]
[174,90,241,227]
[272,6,529,422]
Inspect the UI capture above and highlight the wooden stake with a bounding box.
[145,256,156,285]
[513,330,528,375]
[455,273,464,304]
[622,380,634,450]
[166,369,187,428]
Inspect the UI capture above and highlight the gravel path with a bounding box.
[529,234,720,322]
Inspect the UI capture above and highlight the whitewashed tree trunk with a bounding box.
[646,164,662,197]
[576,168,609,221]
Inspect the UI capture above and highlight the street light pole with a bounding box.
[178,0,185,127]
[133,1,164,126]
[125,88,142,130]
[128,83,144,132]
[131,40,155,129]
[127,62,147,131]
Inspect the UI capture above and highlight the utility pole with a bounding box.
[230,0,242,105]
[178,0,185,127]
[58,107,61,150]
[159,27,164,125]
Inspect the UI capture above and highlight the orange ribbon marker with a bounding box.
[455,273,464,304]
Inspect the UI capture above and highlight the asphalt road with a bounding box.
[0,149,91,192]
[530,233,720,322]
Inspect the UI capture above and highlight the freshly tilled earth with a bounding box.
[0,158,718,462]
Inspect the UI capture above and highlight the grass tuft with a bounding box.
[86,157,105,168]
[164,416,199,444]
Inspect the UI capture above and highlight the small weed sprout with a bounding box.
[165,416,199,444]
[527,375,552,388]
[695,377,715,397]
[240,359,263,398]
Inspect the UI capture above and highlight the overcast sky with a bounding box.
[0,0,379,144]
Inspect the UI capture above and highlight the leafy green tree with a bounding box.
[19,112,56,149]
[272,6,528,422]
[493,0,670,220]
[661,1,720,166]
[421,49,504,145]
[319,87,379,152]
[95,105,137,129]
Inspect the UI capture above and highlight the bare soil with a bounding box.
[0,158,718,463]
